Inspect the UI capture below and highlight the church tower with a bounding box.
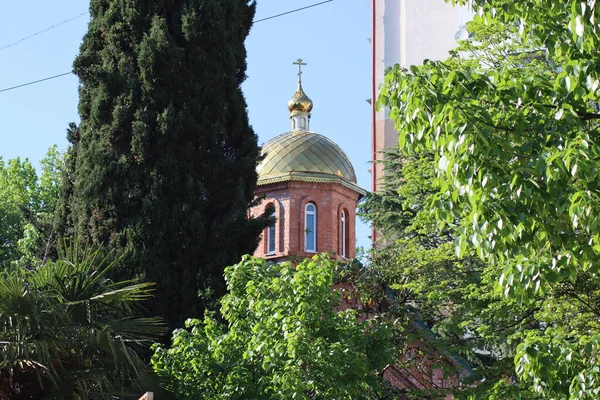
[252,59,365,261]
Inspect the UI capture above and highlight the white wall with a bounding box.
[375,0,470,122]
[371,0,472,194]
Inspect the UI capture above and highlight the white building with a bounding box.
[370,0,472,194]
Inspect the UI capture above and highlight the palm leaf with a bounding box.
[88,282,156,304]
[0,240,165,398]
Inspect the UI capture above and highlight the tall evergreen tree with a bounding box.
[54,122,79,241]
[69,0,268,326]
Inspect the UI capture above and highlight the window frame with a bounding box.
[341,209,348,258]
[265,203,276,255]
[305,202,317,252]
[266,222,276,254]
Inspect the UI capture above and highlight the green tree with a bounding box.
[376,11,600,397]
[68,0,269,326]
[360,149,600,399]
[0,147,63,267]
[54,122,80,241]
[151,255,393,399]
[0,242,165,399]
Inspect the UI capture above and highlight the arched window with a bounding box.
[266,223,276,254]
[305,203,317,252]
[266,204,276,254]
[341,209,348,258]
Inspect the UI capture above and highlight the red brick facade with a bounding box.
[250,179,467,397]
[383,345,459,399]
[251,180,361,261]
[335,283,464,398]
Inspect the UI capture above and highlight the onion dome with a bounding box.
[257,131,358,186]
[287,81,313,114]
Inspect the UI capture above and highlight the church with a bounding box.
[251,59,365,261]
[248,60,468,397]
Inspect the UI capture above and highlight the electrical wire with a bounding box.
[0,0,335,94]
[254,0,333,23]
[0,72,73,93]
[0,12,88,52]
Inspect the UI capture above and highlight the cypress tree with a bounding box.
[69,0,268,326]
[54,122,79,241]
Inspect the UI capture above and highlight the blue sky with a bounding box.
[0,0,373,248]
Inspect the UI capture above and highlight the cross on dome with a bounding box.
[287,57,313,131]
[293,58,307,83]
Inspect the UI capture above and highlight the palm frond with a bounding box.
[0,240,165,398]
[88,282,156,304]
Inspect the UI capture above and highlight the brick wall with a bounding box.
[335,283,462,398]
[252,180,361,260]
[251,179,464,397]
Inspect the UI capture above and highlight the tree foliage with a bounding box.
[361,149,600,399]
[0,147,62,267]
[376,10,600,398]
[0,242,165,399]
[152,255,393,399]
[68,0,270,326]
[54,122,80,242]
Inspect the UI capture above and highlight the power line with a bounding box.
[0,72,73,94]
[0,0,335,94]
[254,0,333,23]
[0,12,88,52]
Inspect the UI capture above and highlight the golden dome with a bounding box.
[257,131,358,186]
[287,82,313,114]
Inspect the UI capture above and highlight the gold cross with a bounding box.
[293,58,307,83]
